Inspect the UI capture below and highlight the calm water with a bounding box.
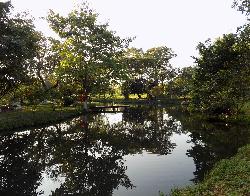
[0,105,249,196]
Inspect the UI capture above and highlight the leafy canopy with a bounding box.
[191,30,250,115]
[0,1,39,98]
[47,2,131,96]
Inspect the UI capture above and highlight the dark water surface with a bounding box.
[0,105,249,196]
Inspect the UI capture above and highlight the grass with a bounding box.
[237,101,250,123]
[0,104,83,132]
[171,144,250,196]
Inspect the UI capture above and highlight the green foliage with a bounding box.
[121,78,162,99]
[144,46,177,84]
[120,47,145,79]
[0,1,40,98]
[191,30,250,116]
[121,78,147,99]
[171,144,250,196]
[47,2,131,98]
[167,66,195,99]
[150,85,164,98]
[120,46,176,83]
[120,46,177,99]
[29,33,60,91]
[159,191,166,196]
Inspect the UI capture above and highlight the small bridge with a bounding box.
[89,105,130,113]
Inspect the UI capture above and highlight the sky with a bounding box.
[9,0,248,67]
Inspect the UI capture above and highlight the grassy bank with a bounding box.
[171,144,250,196]
[0,105,83,132]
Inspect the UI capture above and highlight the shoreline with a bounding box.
[171,144,250,195]
[0,106,83,133]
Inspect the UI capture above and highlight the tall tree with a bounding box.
[120,46,176,99]
[121,47,145,80]
[29,34,60,91]
[47,3,130,110]
[167,66,195,99]
[144,46,176,85]
[0,1,39,99]
[191,32,250,115]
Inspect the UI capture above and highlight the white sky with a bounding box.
[9,0,248,67]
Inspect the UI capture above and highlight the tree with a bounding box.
[120,48,148,99]
[120,47,145,80]
[232,0,250,16]
[191,32,250,116]
[189,0,250,116]
[121,78,147,99]
[29,34,60,92]
[144,46,176,85]
[47,3,130,110]
[167,66,195,99]
[0,1,39,99]
[120,46,176,99]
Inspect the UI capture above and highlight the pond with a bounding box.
[0,105,249,196]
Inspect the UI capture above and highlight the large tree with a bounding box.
[121,47,146,80]
[47,3,130,109]
[191,32,250,116]
[29,34,60,92]
[0,1,39,99]
[144,46,176,85]
[120,46,176,99]
[167,66,195,99]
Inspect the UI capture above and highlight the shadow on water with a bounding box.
[167,106,250,183]
[0,105,249,195]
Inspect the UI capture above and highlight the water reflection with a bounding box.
[167,107,250,183]
[186,124,250,182]
[0,105,249,195]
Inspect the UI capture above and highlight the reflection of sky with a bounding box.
[9,112,194,196]
[2,108,249,196]
[16,121,76,136]
[104,113,123,125]
[36,165,66,196]
[113,134,195,196]
[163,113,172,121]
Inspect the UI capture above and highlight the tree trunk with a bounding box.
[83,99,88,111]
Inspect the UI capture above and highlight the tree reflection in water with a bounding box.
[167,107,250,183]
[0,105,181,195]
[0,131,43,195]
[186,124,250,183]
